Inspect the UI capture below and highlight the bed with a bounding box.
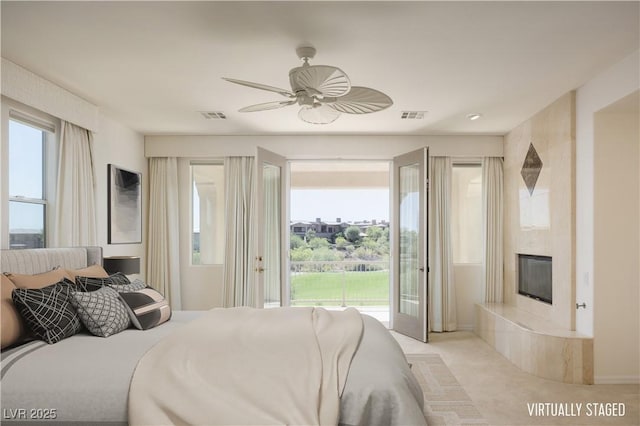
[1,247,425,425]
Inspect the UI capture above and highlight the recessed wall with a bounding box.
[503,92,576,330]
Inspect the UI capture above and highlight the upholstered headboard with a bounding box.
[1,247,103,274]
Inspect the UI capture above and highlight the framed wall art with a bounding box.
[108,164,142,244]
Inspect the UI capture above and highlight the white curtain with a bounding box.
[482,157,504,303]
[223,157,256,308]
[147,157,181,309]
[430,157,456,332]
[53,121,97,246]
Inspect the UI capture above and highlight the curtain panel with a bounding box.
[147,157,181,309]
[222,157,256,308]
[53,120,97,247]
[482,157,504,303]
[430,156,456,332]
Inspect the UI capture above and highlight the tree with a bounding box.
[365,226,383,240]
[308,236,330,249]
[290,234,306,250]
[344,226,362,244]
[335,236,348,250]
[304,228,316,242]
[290,247,312,262]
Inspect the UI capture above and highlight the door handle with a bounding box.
[419,267,425,272]
[255,267,265,273]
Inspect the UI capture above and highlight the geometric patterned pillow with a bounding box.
[118,287,171,330]
[107,278,147,293]
[75,272,131,292]
[69,286,131,337]
[11,279,82,344]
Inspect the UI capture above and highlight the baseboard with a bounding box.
[456,324,474,331]
[595,375,640,385]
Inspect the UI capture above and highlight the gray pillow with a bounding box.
[69,286,131,337]
[108,278,146,293]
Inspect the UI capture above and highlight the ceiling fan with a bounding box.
[223,45,393,124]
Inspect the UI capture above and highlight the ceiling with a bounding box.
[1,1,638,136]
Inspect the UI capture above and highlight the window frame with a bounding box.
[2,102,58,249]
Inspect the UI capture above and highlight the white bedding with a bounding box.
[128,307,363,426]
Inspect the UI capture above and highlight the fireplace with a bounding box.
[518,254,552,304]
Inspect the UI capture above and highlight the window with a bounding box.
[451,164,482,264]
[8,118,52,249]
[191,163,225,265]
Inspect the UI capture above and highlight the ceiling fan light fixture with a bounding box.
[223,44,393,124]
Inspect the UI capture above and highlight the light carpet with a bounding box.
[406,353,488,426]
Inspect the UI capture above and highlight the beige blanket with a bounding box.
[128,307,363,425]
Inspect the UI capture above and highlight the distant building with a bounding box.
[290,218,388,240]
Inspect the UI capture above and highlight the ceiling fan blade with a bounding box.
[324,86,393,114]
[222,77,295,98]
[291,65,351,98]
[239,100,297,112]
[298,104,341,124]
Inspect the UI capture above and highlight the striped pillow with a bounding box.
[118,287,171,330]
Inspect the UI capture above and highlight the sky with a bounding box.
[290,189,389,223]
[8,120,45,232]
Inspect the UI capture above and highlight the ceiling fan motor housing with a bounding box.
[296,45,316,61]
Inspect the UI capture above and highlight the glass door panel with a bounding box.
[399,164,419,318]
[392,148,428,342]
[262,163,281,307]
[256,147,287,308]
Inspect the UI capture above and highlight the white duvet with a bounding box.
[128,307,363,425]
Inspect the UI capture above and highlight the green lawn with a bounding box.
[291,270,389,306]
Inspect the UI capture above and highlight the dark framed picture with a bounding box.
[108,164,142,244]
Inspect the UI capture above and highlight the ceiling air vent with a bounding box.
[401,111,426,119]
[201,111,227,120]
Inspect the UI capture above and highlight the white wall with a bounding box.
[592,100,639,384]
[454,264,483,330]
[93,114,146,278]
[575,50,640,338]
[145,135,503,159]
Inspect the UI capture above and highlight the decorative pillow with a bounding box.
[69,287,131,338]
[108,278,147,293]
[75,272,130,292]
[1,275,26,349]
[11,279,82,344]
[4,268,72,289]
[119,287,171,330]
[66,264,109,281]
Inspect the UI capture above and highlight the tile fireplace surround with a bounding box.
[475,303,594,385]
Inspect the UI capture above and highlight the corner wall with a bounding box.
[503,92,576,330]
[592,96,639,383]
